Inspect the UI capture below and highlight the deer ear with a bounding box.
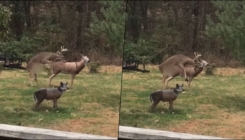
[80,51,85,57]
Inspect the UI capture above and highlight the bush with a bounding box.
[87,61,101,73]
[0,64,4,74]
[205,63,216,75]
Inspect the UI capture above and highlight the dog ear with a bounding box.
[66,82,68,85]
[176,84,179,87]
[60,82,63,85]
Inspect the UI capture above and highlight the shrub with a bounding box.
[0,64,4,74]
[205,63,216,75]
[87,61,101,73]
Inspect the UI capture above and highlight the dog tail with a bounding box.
[150,94,153,103]
[33,92,37,101]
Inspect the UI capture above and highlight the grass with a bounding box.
[0,65,121,137]
[120,65,245,139]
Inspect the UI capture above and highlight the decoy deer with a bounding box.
[48,51,90,88]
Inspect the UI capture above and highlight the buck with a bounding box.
[33,82,69,108]
[48,52,90,88]
[162,53,209,88]
[159,52,202,83]
[26,51,66,86]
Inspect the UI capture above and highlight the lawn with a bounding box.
[0,65,121,137]
[120,65,245,139]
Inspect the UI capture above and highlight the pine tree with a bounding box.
[205,1,245,62]
[0,4,11,42]
[90,1,126,56]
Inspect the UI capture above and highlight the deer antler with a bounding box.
[193,52,202,63]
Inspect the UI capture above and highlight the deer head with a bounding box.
[80,51,90,63]
[55,51,65,62]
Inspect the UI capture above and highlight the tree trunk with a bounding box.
[140,1,148,31]
[192,1,199,51]
[128,1,140,43]
[12,1,24,41]
[23,1,31,28]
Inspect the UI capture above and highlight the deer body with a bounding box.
[159,52,204,88]
[26,51,65,86]
[48,55,90,88]
[163,60,208,88]
[34,82,68,108]
[150,84,184,110]
[159,54,196,81]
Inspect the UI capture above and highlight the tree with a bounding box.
[205,1,245,63]
[90,1,126,57]
[0,4,11,42]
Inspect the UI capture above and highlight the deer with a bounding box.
[33,82,69,109]
[159,52,202,82]
[48,51,90,88]
[162,53,209,88]
[26,51,66,86]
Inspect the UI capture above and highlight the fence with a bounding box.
[118,126,231,140]
[0,124,233,139]
[0,124,117,140]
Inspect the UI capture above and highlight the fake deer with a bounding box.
[26,51,65,86]
[161,52,209,88]
[34,82,69,109]
[48,52,90,88]
[150,84,184,110]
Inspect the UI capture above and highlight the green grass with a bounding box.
[120,66,245,138]
[0,67,121,136]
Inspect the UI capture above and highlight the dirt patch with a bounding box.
[214,67,245,76]
[167,109,245,139]
[78,65,121,74]
[0,71,26,79]
[99,65,122,74]
[51,109,119,137]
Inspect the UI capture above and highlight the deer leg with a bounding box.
[53,99,58,108]
[162,75,167,88]
[48,73,58,87]
[28,72,34,86]
[177,63,188,82]
[164,76,174,88]
[34,73,39,85]
[70,74,76,88]
[187,77,194,88]
[169,101,174,110]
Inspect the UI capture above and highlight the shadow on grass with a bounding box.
[31,105,72,113]
[120,105,193,128]
[212,95,245,112]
